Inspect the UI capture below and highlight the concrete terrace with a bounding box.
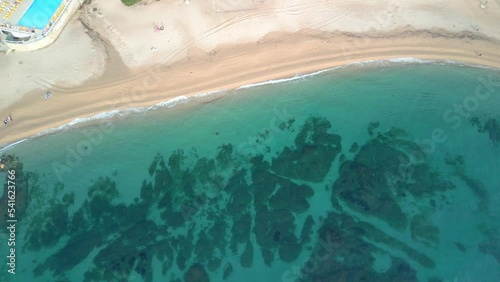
[1,0,38,41]
[0,0,32,24]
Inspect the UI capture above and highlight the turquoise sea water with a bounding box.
[1,62,500,282]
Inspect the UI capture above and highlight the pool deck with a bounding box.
[0,0,82,51]
[0,0,33,25]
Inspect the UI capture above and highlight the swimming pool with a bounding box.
[17,0,63,29]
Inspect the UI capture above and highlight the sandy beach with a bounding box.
[1,0,500,147]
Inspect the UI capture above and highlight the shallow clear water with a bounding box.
[1,63,500,282]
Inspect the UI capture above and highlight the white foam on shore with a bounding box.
[348,57,435,67]
[236,57,440,90]
[1,58,497,150]
[0,138,28,153]
[388,57,435,63]
[148,95,190,109]
[2,89,229,149]
[386,57,498,70]
[237,67,341,89]
[31,95,194,138]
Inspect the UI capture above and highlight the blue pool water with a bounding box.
[17,0,63,29]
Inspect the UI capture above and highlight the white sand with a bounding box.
[0,17,106,108]
[87,0,500,69]
[0,0,500,145]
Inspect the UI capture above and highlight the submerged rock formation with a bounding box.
[271,117,341,182]
[16,118,468,281]
[333,129,453,230]
[0,154,29,230]
[295,212,419,282]
[470,116,500,146]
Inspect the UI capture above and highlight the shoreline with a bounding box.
[1,58,497,152]
[0,58,496,152]
[1,29,500,149]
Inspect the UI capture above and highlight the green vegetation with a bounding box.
[121,0,141,6]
